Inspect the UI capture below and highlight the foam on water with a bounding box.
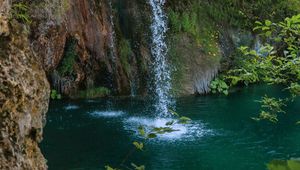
[89,111,125,118]
[64,105,79,110]
[124,117,214,141]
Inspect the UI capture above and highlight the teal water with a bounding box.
[41,85,300,170]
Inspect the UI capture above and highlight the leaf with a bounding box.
[133,142,143,151]
[152,127,178,134]
[165,120,175,126]
[169,109,179,117]
[265,31,272,37]
[50,90,57,100]
[253,26,261,31]
[296,121,300,125]
[147,133,157,139]
[255,21,263,25]
[131,163,145,170]
[265,20,272,26]
[178,116,191,124]
[138,126,145,137]
[262,26,270,31]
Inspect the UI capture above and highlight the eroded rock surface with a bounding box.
[0,1,49,169]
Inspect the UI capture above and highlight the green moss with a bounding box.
[167,6,220,56]
[167,3,224,95]
[119,38,132,76]
[58,38,77,76]
[75,87,111,99]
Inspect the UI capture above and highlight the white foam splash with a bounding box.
[124,117,214,141]
[89,111,125,118]
[64,105,79,110]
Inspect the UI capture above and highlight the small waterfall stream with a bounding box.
[108,0,117,66]
[149,0,173,116]
[107,0,117,110]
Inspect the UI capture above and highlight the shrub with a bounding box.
[50,90,62,100]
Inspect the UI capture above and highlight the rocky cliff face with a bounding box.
[29,0,224,98]
[30,0,153,97]
[0,1,49,169]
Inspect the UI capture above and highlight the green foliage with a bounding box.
[138,126,146,137]
[260,96,286,114]
[168,10,197,35]
[131,163,145,170]
[254,14,300,59]
[11,2,31,24]
[119,38,132,76]
[210,78,229,95]
[287,83,300,98]
[181,12,197,35]
[50,90,62,100]
[212,14,300,123]
[178,116,192,124]
[202,0,299,29]
[252,96,286,123]
[58,38,78,76]
[212,15,300,91]
[168,7,220,53]
[77,87,110,99]
[168,10,181,33]
[133,142,143,151]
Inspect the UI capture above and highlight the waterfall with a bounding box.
[149,0,173,116]
[108,0,117,69]
[107,0,116,110]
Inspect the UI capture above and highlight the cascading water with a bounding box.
[108,0,117,66]
[149,0,173,116]
[107,0,117,110]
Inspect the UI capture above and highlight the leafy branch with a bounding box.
[105,110,191,170]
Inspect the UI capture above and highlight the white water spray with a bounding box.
[108,1,117,67]
[149,0,173,116]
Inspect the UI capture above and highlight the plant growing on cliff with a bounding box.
[210,78,229,95]
[119,38,132,76]
[11,2,31,24]
[58,38,78,76]
[50,90,62,100]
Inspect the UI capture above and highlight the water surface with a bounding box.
[41,85,300,170]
